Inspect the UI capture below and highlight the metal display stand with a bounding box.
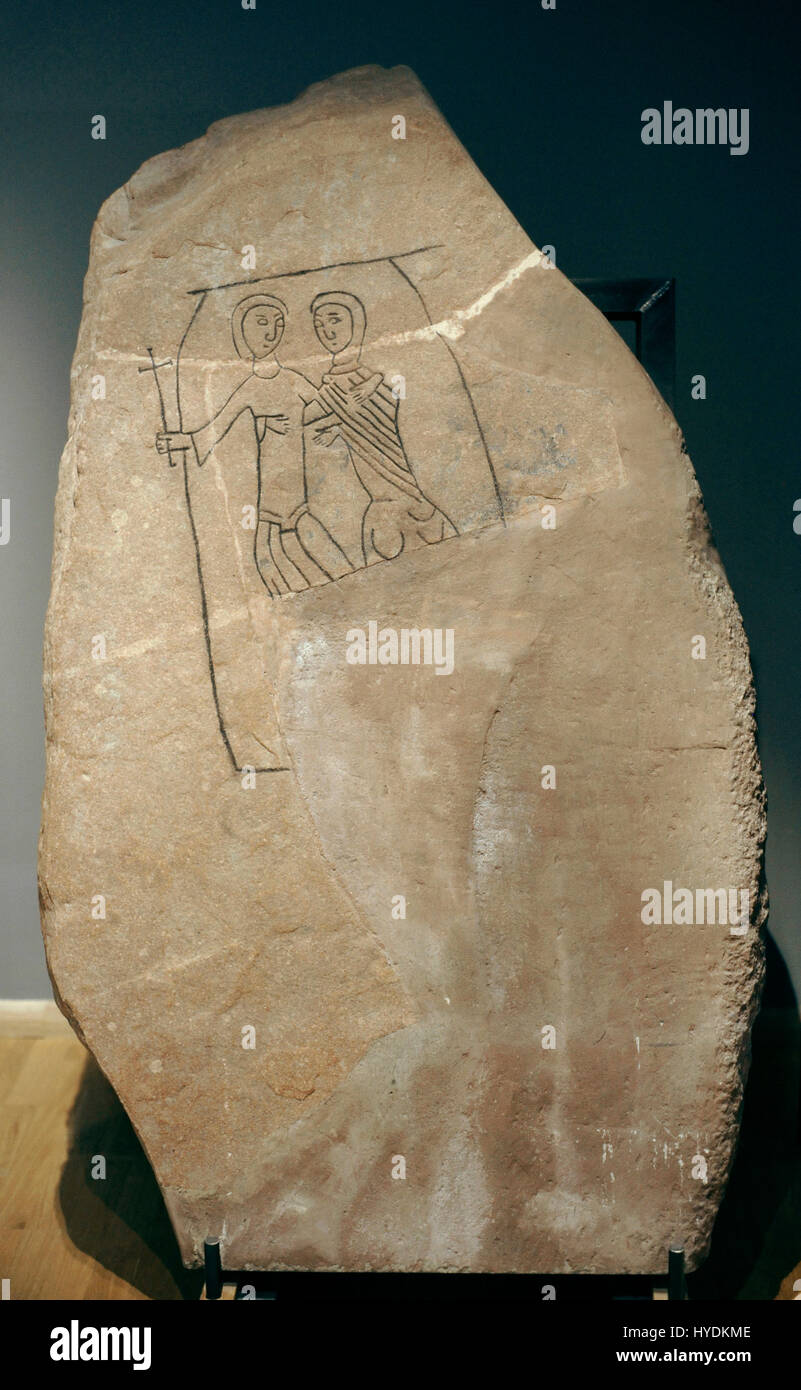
[201,1242,688,1302]
[202,276,682,1304]
[573,276,676,409]
[669,1247,688,1301]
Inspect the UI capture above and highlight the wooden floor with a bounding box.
[0,1007,202,1300]
[1,1002,799,1300]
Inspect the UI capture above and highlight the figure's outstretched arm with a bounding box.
[191,386,256,465]
[159,383,254,466]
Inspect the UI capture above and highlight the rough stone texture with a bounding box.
[40,66,766,1274]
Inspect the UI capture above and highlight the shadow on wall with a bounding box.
[57,1058,203,1301]
[57,930,800,1300]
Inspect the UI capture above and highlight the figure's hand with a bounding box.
[264,414,290,436]
[351,373,383,405]
[313,424,338,447]
[156,431,191,454]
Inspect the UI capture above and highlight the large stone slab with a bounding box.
[39,66,766,1274]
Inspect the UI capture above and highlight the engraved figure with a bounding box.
[308,291,457,565]
[156,294,354,596]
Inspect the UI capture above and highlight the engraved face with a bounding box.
[313,303,354,354]
[242,305,284,357]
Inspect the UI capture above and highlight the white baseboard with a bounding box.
[0,999,73,1037]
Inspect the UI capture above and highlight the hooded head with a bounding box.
[310,291,366,364]
[232,294,287,361]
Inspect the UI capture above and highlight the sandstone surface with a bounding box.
[39,66,766,1274]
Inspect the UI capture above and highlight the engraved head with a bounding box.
[232,294,287,361]
[243,304,284,357]
[310,292,366,361]
[313,302,353,353]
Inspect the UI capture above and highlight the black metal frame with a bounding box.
[572,277,676,410]
[202,1245,687,1303]
[201,272,682,1304]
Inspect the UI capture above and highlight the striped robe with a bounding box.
[315,361,457,562]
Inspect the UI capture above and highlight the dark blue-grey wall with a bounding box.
[1,0,799,997]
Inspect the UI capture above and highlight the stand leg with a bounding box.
[204,1239,223,1301]
[668,1246,686,1301]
